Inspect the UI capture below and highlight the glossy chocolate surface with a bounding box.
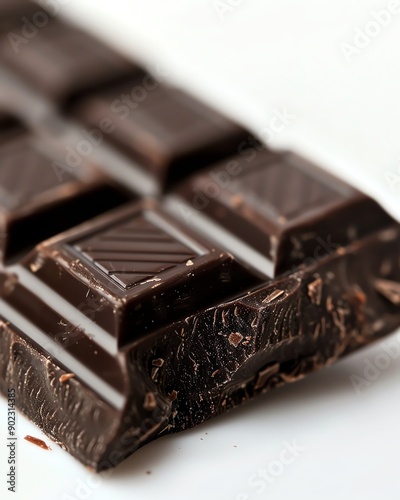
[0,18,141,105]
[0,6,399,472]
[0,119,131,262]
[73,79,250,187]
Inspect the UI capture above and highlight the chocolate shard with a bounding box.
[72,78,251,187]
[177,150,395,274]
[0,121,132,262]
[0,18,143,106]
[21,199,259,347]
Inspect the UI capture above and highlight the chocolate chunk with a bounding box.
[0,19,142,106]
[177,150,395,274]
[73,79,250,187]
[21,200,258,346]
[0,122,131,262]
[0,15,399,473]
[1,224,399,469]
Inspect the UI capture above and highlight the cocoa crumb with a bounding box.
[59,373,75,383]
[24,435,51,450]
[307,278,323,305]
[228,332,243,347]
[152,358,164,367]
[143,392,157,411]
[168,390,178,402]
[262,289,284,304]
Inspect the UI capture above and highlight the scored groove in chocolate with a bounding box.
[178,150,395,274]
[22,200,259,347]
[0,132,75,208]
[0,120,133,262]
[74,213,201,289]
[0,302,126,409]
[232,155,343,218]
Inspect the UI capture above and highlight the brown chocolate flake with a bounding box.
[168,390,178,402]
[24,435,51,450]
[254,363,280,390]
[326,296,334,312]
[270,235,279,260]
[59,373,75,383]
[375,279,400,306]
[307,278,323,305]
[228,332,243,347]
[152,358,164,367]
[211,369,219,378]
[353,289,367,305]
[151,367,159,381]
[143,392,157,411]
[262,289,284,305]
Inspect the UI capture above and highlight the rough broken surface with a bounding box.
[1,226,399,470]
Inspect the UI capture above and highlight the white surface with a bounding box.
[1,1,400,499]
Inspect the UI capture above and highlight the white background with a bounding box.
[1,1,400,499]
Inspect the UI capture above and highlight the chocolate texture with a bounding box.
[73,78,251,187]
[0,6,399,472]
[0,18,142,106]
[0,118,132,263]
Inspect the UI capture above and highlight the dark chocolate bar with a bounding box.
[0,117,131,262]
[177,150,395,274]
[0,18,142,106]
[72,79,250,187]
[0,11,399,473]
[20,199,259,346]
